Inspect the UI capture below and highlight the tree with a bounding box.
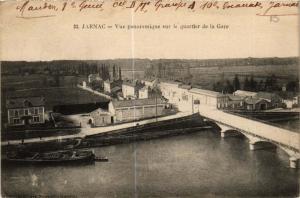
[101,65,110,80]
[90,81,102,91]
[258,80,265,91]
[157,63,162,78]
[233,74,240,91]
[213,81,223,93]
[249,75,257,91]
[113,65,117,80]
[270,74,279,91]
[212,82,217,91]
[243,77,250,91]
[286,77,299,92]
[53,72,60,87]
[119,67,122,80]
[100,64,105,79]
[225,80,234,93]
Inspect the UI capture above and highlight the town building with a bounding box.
[189,88,228,109]
[82,81,87,88]
[224,94,244,109]
[141,78,158,89]
[122,80,144,99]
[6,97,45,126]
[138,86,149,99]
[104,80,122,93]
[89,108,112,127]
[159,81,183,104]
[108,98,166,123]
[233,90,257,98]
[122,81,137,99]
[138,86,158,99]
[244,97,270,111]
[175,84,193,111]
[283,99,295,109]
[88,74,102,83]
[256,92,283,108]
[104,80,111,93]
[111,86,122,95]
[160,80,228,110]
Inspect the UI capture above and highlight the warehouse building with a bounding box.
[108,98,166,123]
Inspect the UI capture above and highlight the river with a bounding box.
[2,130,299,197]
[275,119,300,133]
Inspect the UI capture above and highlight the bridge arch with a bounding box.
[214,122,300,168]
[248,139,300,168]
[216,123,245,138]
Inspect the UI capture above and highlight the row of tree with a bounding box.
[212,74,299,94]
[112,65,122,81]
[145,63,192,83]
[1,61,124,78]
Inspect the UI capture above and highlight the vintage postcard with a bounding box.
[0,0,299,197]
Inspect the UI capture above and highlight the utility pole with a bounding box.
[192,94,194,114]
[155,92,158,122]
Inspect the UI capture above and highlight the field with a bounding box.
[190,64,298,89]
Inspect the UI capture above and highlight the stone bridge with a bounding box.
[199,106,300,168]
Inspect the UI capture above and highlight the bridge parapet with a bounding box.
[210,118,300,168]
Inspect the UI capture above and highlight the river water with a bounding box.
[2,130,300,197]
[275,119,300,133]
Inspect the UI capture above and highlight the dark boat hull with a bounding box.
[3,150,96,165]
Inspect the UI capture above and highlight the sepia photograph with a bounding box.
[0,0,299,197]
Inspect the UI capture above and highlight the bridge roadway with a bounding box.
[197,105,300,167]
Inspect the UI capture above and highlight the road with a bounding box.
[1,112,191,146]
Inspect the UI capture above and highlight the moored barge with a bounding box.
[3,150,100,164]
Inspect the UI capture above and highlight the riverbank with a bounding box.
[2,113,211,153]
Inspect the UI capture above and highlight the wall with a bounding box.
[93,114,111,127]
[139,89,148,99]
[104,82,110,93]
[122,84,136,99]
[114,105,164,123]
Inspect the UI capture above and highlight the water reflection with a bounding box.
[2,130,299,197]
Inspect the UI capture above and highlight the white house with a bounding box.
[141,79,158,88]
[122,81,144,99]
[189,88,228,109]
[104,80,112,93]
[159,81,182,104]
[82,81,87,88]
[159,80,229,111]
[138,87,149,99]
[122,81,137,99]
[104,80,122,93]
[89,108,112,127]
[88,74,102,83]
[6,97,45,126]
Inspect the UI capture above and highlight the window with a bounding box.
[33,116,40,122]
[25,109,29,115]
[9,110,14,117]
[34,108,38,114]
[14,110,19,117]
[13,118,20,124]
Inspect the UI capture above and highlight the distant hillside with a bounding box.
[1,57,298,73]
[1,57,298,85]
